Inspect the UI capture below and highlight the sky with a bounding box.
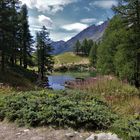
[20,0,118,41]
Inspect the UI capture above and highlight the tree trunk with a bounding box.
[23,41,27,69]
[23,55,27,69]
[135,53,140,87]
[10,56,14,66]
[24,63,27,69]
[20,58,22,66]
[41,66,44,80]
[1,51,5,71]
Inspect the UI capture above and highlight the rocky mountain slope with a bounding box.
[52,21,109,54]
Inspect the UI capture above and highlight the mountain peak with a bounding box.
[52,21,109,54]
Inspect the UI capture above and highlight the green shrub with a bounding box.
[111,117,140,140]
[0,90,117,129]
[0,96,5,121]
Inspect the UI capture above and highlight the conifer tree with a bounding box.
[0,0,20,70]
[10,0,20,66]
[20,4,33,69]
[36,26,54,80]
[114,0,140,86]
[88,39,94,55]
[89,42,98,66]
[81,39,88,56]
[74,40,81,55]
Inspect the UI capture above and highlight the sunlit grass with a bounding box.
[71,76,140,116]
[54,52,89,67]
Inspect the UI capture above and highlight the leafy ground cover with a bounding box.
[0,90,116,130]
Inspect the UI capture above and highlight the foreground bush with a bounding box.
[111,117,140,140]
[0,90,116,129]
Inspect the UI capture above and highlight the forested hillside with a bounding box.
[97,1,140,87]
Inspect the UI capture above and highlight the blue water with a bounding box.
[48,75,75,90]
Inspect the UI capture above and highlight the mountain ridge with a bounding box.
[52,20,109,54]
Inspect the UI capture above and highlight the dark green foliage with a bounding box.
[74,40,81,55]
[111,117,140,140]
[96,13,140,86]
[0,95,5,121]
[89,42,98,66]
[0,90,116,129]
[36,26,54,80]
[9,65,37,82]
[96,0,140,86]
[0,1,53,87]
[81,39,89,55]
[0,1,33,71]
[19,4,34,68]
[0,65,37,89]
[0,0,20,70]
[114,32,137,83]
[74,39,94,56]
[113,0,140,86]
[97,16,124,74]
[113,0,140,31]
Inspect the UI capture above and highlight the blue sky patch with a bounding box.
[21,0,118,41]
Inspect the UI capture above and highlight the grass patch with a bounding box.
[0,65,38,90]
[54,52,89,67]
[71,76,140,116]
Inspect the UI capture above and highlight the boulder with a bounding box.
[86,133,121,140]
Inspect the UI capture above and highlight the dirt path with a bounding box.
[0,122,91,140]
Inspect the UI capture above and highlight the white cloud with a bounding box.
[38,15,53,29]
[80,18,97,24]
[61,23,88,32]
[50,32,76,41]
[90,0,118,9]
[29,17,39,27]
[96,21,104,25]
[21,0,78,13]
[28,15,53,37]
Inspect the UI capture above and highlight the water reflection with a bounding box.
[48,75,75,90]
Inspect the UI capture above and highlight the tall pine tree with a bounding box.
[20,4,33,69]
[10,0,20,66]
[36,26,54,80]
[0,0,20,70]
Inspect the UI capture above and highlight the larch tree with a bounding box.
[114,0,140,87]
